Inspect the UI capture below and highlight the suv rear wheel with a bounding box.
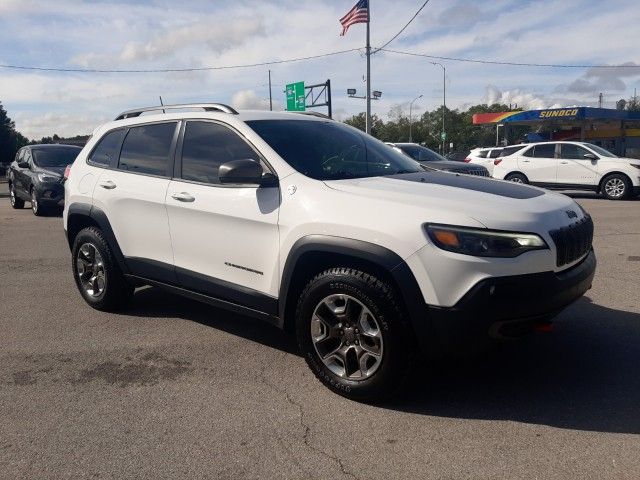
[72,227,134,311]
[505,172,528,184]
[295,268,414,401]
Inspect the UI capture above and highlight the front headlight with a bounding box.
[425,224,548,258]
[37,173,60,183]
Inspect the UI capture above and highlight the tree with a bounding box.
[0,102,28,166]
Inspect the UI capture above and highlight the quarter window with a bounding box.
[489,149,502,158]
[560,144,590,159]
[118,122,177,176]
[181,121,260,184]
[89,129,126,167]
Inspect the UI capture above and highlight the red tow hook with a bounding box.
[534,322,554,333]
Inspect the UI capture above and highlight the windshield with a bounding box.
[587,144,617,158]
[246,120,423,180]
[32,147,81,168]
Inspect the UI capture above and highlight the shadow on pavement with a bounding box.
[127,288,640,434]
[390,296,640,434]
[129,286,298,355]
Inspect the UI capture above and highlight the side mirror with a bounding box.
[219,159,276,186]
[18,160,30,168]
[583,153,598,161]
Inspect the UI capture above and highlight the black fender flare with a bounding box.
[279,235,431,349]
[66,203,129,274]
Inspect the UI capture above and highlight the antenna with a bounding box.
[159,96,165,114]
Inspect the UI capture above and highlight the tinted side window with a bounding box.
[118,123,177,176]
[560,144,590,159]
[501,146,522,156]
[89,129,126,166]
[181,121,259,184]
[532,144,556,158]
[522,146,535,157]
[489,149,502,158]
[477,150,489,158]
[399,145,420,160]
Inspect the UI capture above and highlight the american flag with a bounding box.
[339,0,369,36]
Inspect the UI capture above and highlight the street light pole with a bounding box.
[430,62,446,154]
[409,94,423,143]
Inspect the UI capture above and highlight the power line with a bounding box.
[0,48,362,73]
[380,48,640,69]
[372,0,431,54]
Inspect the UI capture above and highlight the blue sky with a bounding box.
[1,0,639,138]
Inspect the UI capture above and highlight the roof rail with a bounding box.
[294,111,333,120]
[114,103,238,120]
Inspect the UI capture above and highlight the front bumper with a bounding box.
[426,249,596,351]
[35,183,65,206]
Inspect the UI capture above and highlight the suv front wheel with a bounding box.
[295,268,414,401]
[72,227,134,311]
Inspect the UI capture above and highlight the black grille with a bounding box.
[549,214,594,267]
[451,168,490,177]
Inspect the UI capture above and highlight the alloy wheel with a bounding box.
[76,243,106,297]
[604,178,625,198]
[310,294,384,380]
[31,190,38,214]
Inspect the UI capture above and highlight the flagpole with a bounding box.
[365,2,371,135]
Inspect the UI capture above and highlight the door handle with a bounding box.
[99,180,116,189]
[560,161,569,164]
[522,160,530,163]
[171,192,195,202]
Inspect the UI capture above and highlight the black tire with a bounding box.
[504,172,528,184]
[9,183,25,209]
[601,173,631,200]
[30,187,45,216]
[295,268,415,402]
[72,227,134,311]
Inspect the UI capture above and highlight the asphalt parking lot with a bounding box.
[1,182,639,479]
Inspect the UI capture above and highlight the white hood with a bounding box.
[324,172,583,233]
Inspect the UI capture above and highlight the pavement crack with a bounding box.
[258,352,359,480]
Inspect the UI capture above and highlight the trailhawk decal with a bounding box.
[387,171,544,199]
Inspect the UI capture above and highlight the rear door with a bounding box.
[556,143,598,186]
[91,121,179,282]
[165,120,280,308]
[518,143,558,184]
[15,149,31,198]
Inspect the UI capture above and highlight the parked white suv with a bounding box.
[465,146,504,174]
[493,141,640,200]
[63,104,596,400]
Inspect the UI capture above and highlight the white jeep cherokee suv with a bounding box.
[63,104,596,401]
[492,141,640,200]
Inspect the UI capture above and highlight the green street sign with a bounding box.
[286,81,305,111]
[440,131,447,141]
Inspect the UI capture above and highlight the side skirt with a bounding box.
[124,274,281,327]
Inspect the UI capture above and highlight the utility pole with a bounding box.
[430,62,446,154]
[409,94,422,143]
[365,8,372,134]
[598,92,603,108]
[268,70,273,111]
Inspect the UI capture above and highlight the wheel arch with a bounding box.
[66,203,129,274]
[279,236,431,349]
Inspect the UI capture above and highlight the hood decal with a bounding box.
[386,171,544,199]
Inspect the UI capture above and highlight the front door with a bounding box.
[556,143,598,186]
[165,120,280,311]
[519,143,558,184]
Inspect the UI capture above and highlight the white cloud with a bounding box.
[231,89,280,110]
[483,85,563,110]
